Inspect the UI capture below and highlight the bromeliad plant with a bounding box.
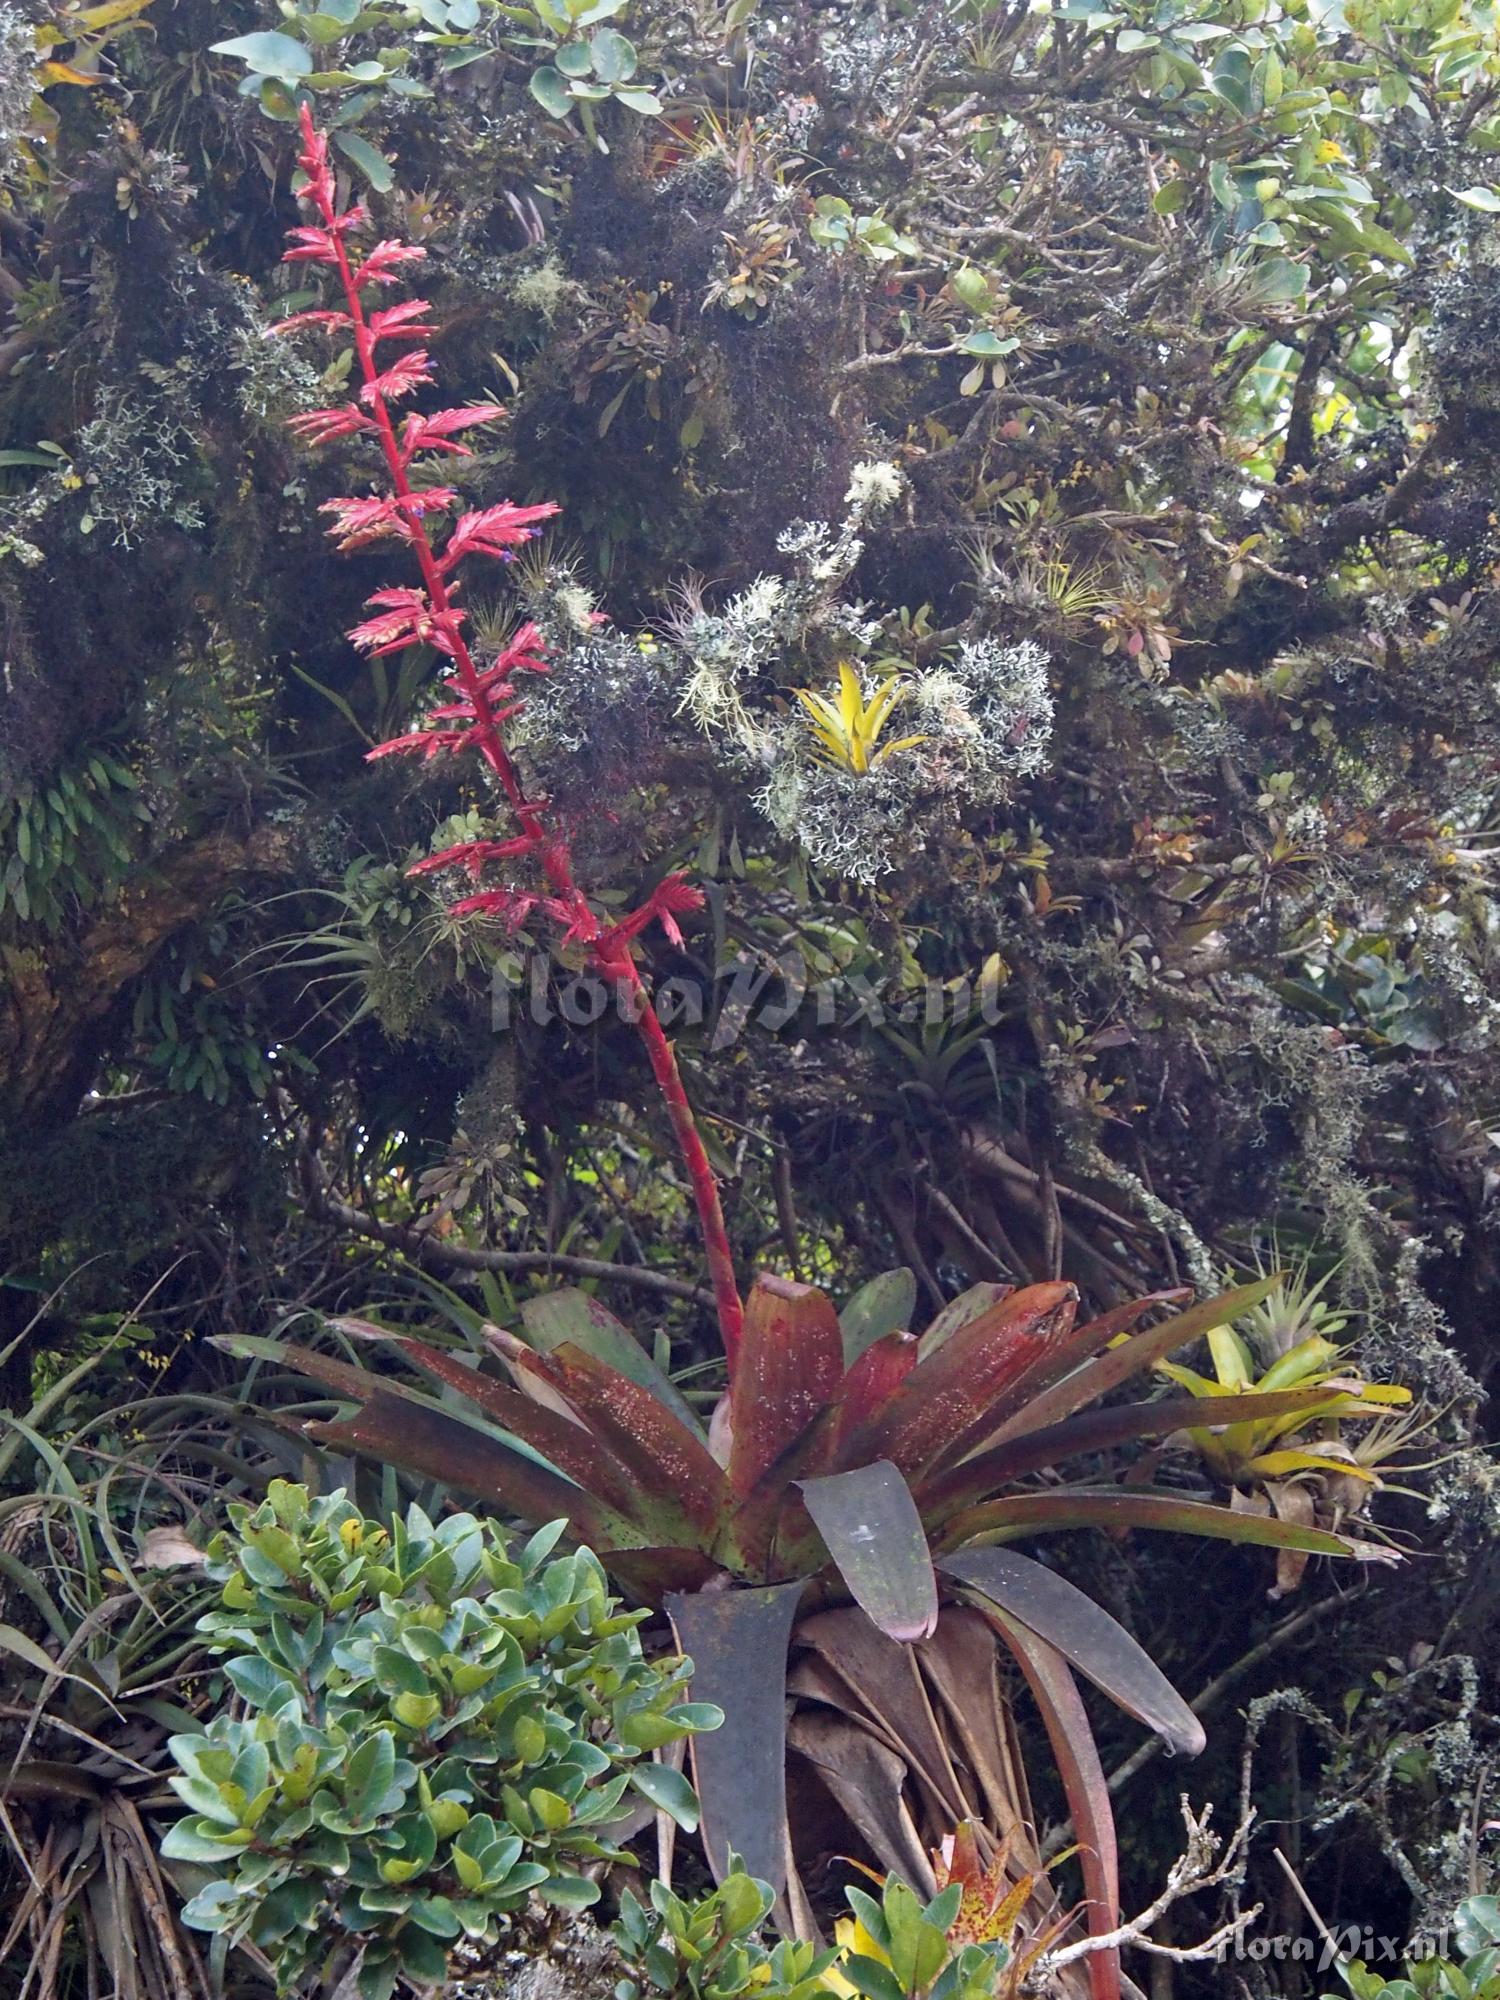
[163,1482,719,2000]
[255,114,1404,2000]
[235,1269,1402,2000]
[1153,1270,1412,1596]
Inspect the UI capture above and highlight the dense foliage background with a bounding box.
[3,0,1500,1987]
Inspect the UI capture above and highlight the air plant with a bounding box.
[1153,1293,1412,1594]
[794,663,928,775]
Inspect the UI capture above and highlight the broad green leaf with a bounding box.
[529,65,573,118]
[949,265,992,312]
[333,130,395,192]
[1247,255,1308,303]
[798,1460,938,1644]
[665,1579,804,1891]
[839,1268,917,1365]
[345,1729,398,1822]
[959,330,1019,357]
[1450,185,1500,211]
[630,1760,701,1829]
[589,26,636,79]
[210,31,314,78]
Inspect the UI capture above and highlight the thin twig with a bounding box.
[306,1185,715,1307]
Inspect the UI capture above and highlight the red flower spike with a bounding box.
[270,309,351,336]
[365,727,477,762]
[602,875,705,952]
[295,110,335,212]
[319,495,415,551]
[285,107,746,1364]
[408,837,539,879]
[347,588,468,657]
[494,622,549,674]
[282,225,340,266]
[428,686,517,720]
[368,299,440,344]
[351,240,427,288]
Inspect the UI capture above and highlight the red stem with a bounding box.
[314,168,744,1364]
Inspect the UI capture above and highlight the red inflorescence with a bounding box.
[277,108,745,1360]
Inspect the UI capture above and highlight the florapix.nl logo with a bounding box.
[489,946,1010,1051]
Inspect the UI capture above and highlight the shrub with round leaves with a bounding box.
[162,1481,719,1999]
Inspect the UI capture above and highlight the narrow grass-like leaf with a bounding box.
[938,1487,1398,1562]
[918,1386,1344,1516]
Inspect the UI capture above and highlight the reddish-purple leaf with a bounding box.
[932,1290,1186,1465]
[940,1547,1204,1755]
[917,1282,1014,1360]
[665,1579,806,1890]
[495,1331,730,1541]
[798,1461,939,1643]
[917,1385,1345,1517]
[835,1332,919,1447]
[981,1608,1121,2000]
[518,1287,705,1436]
[373,1333,647,1522]
[718,1406,844,1578]
[728,1276,845,1496]
[603,1546,727,1605]
[308,1391,648,1551]
[983,1278,1278,1449]
[842,1282,1078,1483]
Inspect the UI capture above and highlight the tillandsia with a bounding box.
[274,107,743,1361]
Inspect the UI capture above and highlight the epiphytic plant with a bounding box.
[231,1270,1403,1999]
